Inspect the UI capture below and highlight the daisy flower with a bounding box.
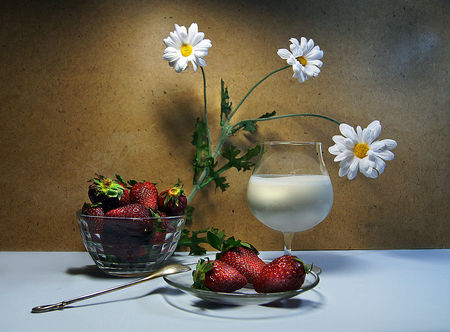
[328,120,397,180]
[277,37,324,83]
[163,23,212,73]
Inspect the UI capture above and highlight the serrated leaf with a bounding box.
[206,231,222,251]
[220,79,232,126]
[232,111,277,134]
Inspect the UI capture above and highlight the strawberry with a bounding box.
[114,174,132,206]
[193,258,247,293]
[149,209,170,245]
[101,204,152,262]
[81,202,105,234]
[158,181,187,216]
[88,174,126,211]
[81,202,104,216]
[130,182,158,210]
[253,255,310,293]
[219,246,266,284]
[105,203,150,218]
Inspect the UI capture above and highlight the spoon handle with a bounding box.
[31,263,190,313]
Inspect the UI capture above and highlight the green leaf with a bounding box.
[185,206,194,224]
[192,258,214,290]
[221,144,261,172]
[191,118,212,185]
[232,111,277,134]
[177,228,211,255]
[220,79,232,126]
[206,231,222,251]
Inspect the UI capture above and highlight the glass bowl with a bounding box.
[76,211,185,277]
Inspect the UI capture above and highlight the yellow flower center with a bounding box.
[297,56,307,66]
[354,143,370,159]
[181,44,193,57]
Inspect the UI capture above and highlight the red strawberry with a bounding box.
[81,202,105,234]
[149,209,170,245]
[193,259,247,293]
[101,204,152,262]
[253,255,309,293]
[88,174,126,211]
[158,181,187,216]
[130,182,158,210]
[105,204,150,218]
[219,246,266,284]
[81,202,104,216]
[114,174,132,206]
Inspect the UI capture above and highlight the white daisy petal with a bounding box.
[187,23,198,43]
[380,139,397,150]
[369,140,386,152]
[347,159,360,180]
[339,123,359,143]
[374,150,395,161]
[339,165,349,177]
[306,47,323,60]
[300,37,308,51]
[332,135,346,145]
[304,65,318,77]
[192,32,205,46]
[277,49,293,60]
[366,120,382,143]
[356,126,363,141]
[174,56,188,72]
[334,150,353,162]
[308,59,323,67]
[197,56,207,67]
[370,154,386,174]
[175,24,188,42]
[196,39,212,49]
[328,144,343,155]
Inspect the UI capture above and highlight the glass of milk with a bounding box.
[247,142,333,261]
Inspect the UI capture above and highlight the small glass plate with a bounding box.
[163,263,319,306]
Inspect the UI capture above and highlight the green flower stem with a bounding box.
[227,65,290,122]
[187,132,228,205]
[232,113,342,131]
[200,67,212,153]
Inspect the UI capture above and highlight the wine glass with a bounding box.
[247,141,333,272]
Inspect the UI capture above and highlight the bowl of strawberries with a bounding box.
[77,174,187,277]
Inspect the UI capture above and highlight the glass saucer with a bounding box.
[163,263,319,306]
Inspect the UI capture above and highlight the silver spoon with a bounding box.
[31,263,190,313]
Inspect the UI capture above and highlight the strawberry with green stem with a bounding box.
[88,174,128,211]
[158,181,187,216]
[192,258,247,293]
[200,229,266,284]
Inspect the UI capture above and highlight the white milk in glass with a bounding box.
[247,174,333,232]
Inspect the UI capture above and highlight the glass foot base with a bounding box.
[310,264,322,275]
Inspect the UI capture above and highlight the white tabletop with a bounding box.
[1,250,449,332]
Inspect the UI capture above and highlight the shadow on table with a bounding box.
[285,251,371,274]
[65,254,210,279]
[66,265,118,278]
[163,289,326,320]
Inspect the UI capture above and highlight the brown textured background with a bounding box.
[0,0,448,251]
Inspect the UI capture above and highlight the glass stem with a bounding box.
[283,232,295,255]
